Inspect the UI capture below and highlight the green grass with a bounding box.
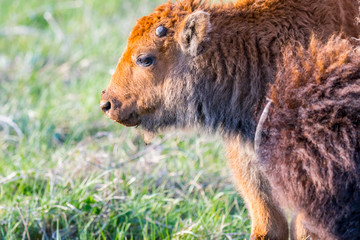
[0,0,250,239]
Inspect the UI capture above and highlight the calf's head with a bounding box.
[101,4,211,131]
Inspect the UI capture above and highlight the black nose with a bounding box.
[100,101,111,113]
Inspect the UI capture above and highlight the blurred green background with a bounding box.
[0,0,250,239]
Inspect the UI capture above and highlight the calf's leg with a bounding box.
[226,137,288,240]
[291,213,318,240]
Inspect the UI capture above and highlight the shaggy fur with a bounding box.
[146,0,358,139]
[103,0,359,138]
[258,36,360,239]
[100,0,360,239]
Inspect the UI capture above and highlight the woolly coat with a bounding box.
[258,37,360,239]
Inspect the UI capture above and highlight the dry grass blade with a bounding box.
[0,116,23,139]
[16,206,31,240]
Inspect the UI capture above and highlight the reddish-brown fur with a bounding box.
[100,0,359,239]
[258,36,360,239]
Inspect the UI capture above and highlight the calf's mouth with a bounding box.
[115,112,141,127]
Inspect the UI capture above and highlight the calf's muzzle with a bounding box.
[100,89,139,127]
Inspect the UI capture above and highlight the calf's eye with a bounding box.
[136,55,155,67]
[156,25,167,37]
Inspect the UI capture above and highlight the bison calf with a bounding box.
[257,36,360,239]
[100,0,359,239]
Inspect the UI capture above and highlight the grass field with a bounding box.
[0,0,251,239]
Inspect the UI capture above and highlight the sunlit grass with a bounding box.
[0,0,250,239]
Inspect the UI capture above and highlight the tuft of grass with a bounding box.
[0,0,250,239]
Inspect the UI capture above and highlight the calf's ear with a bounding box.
[178,11,211,56]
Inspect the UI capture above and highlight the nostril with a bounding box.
[100,101,111,113]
